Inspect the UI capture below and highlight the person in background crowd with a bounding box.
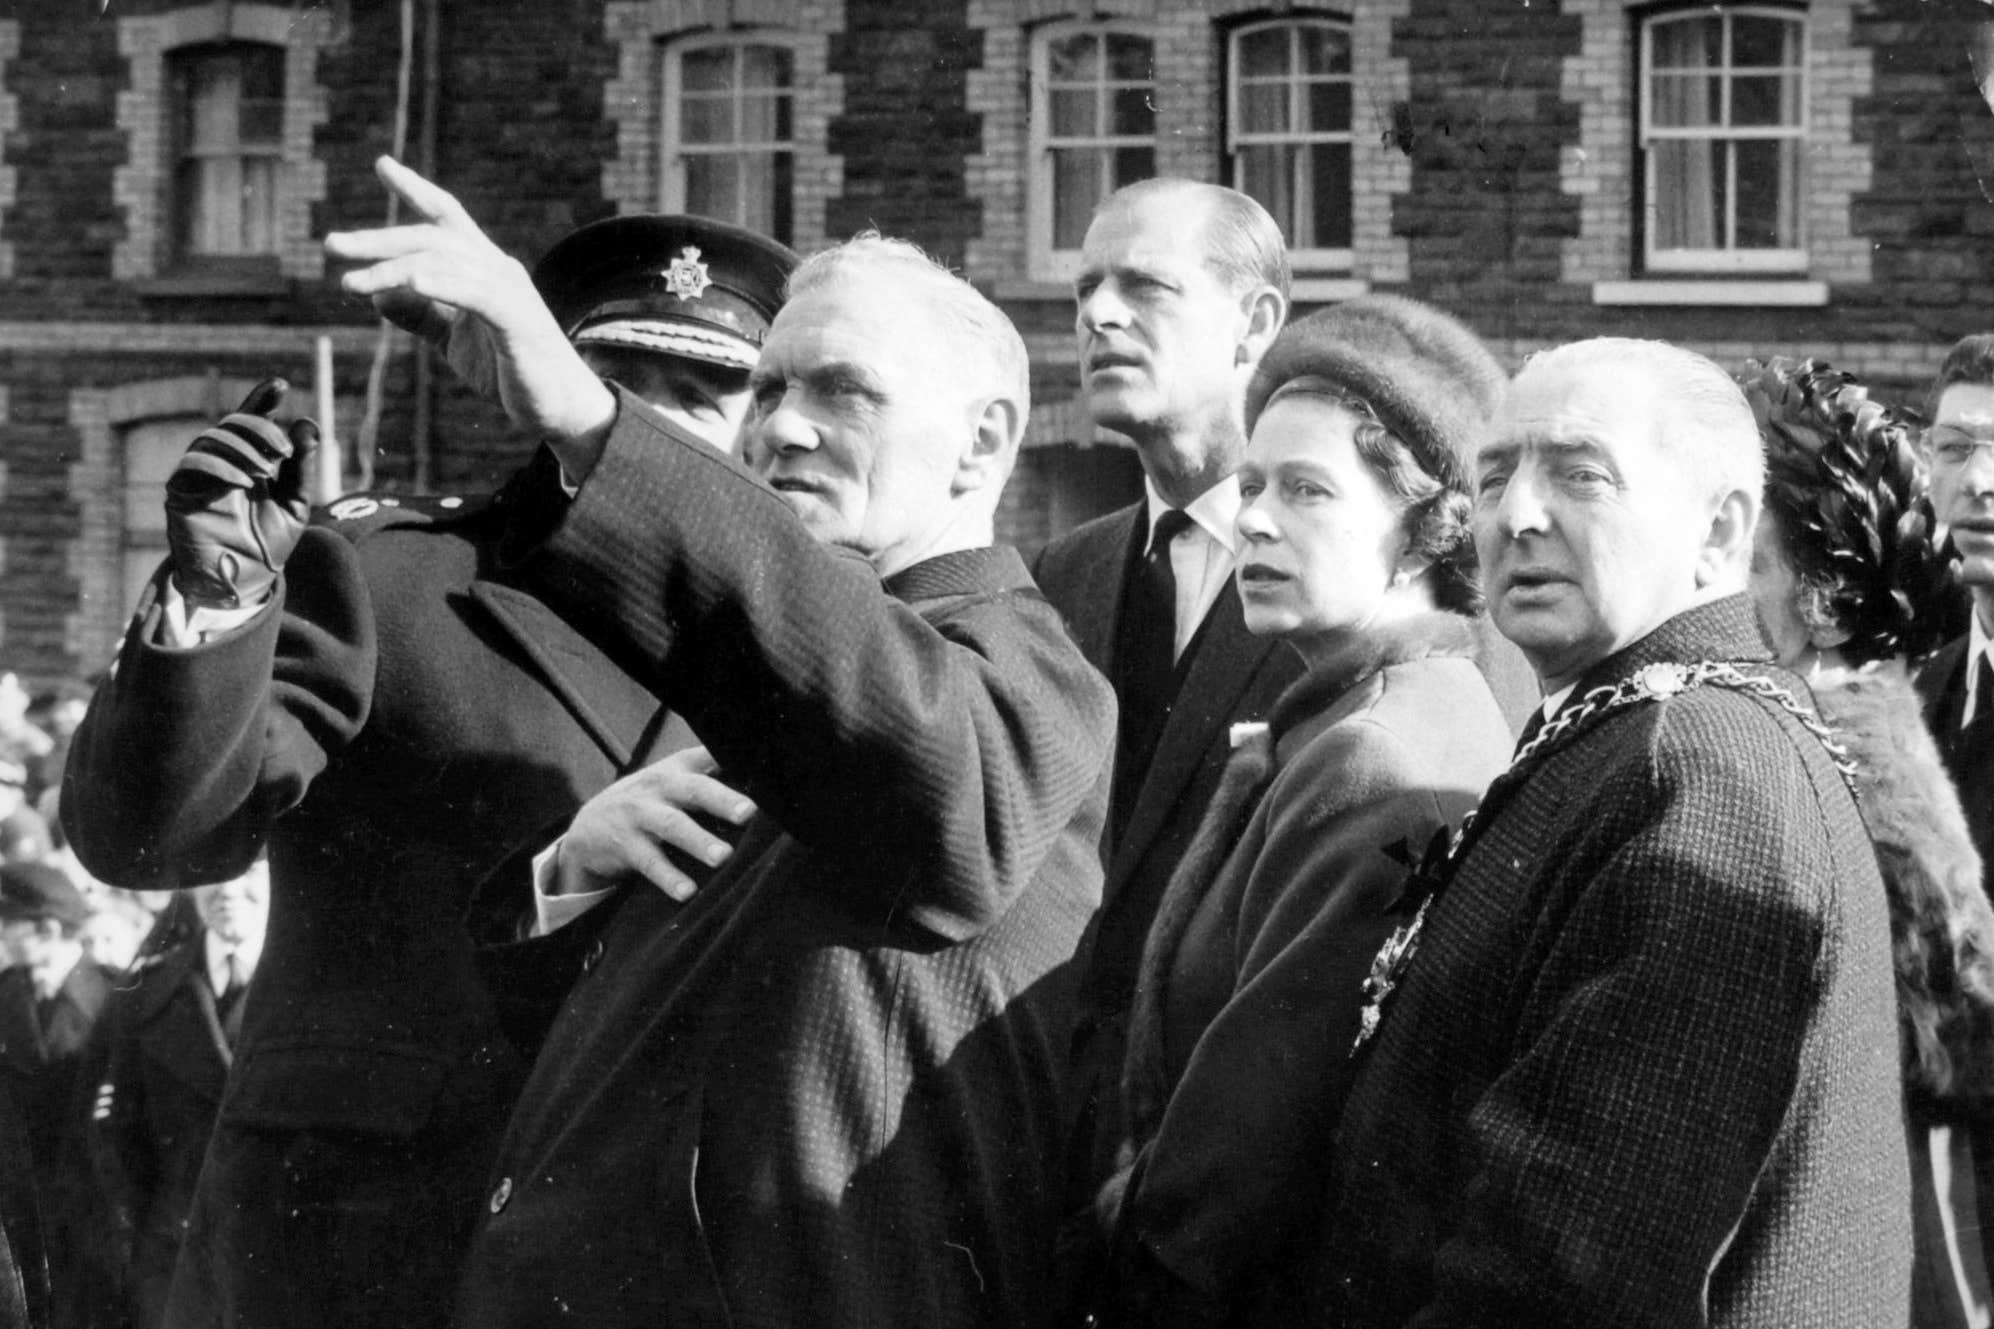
[1091,297,1514,1326]
[1318,339,1909,1327]
[0,679,50,798]
[1916,330,1994,1324]
[0,863,116,1329]
[62,154,796,1329]
[92,859,269,1329]
[1738,355,1994,1329]
[25,680,91,816]
[329,167,1115,1326]
[0,762,49,871]
[78,891,155,976]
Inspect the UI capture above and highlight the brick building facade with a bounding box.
[2,0,1990,682]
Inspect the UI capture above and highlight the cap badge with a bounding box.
[665,246,713,302]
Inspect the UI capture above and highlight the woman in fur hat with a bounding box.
[1087,297,1515,1327]
[1739,356,1994,1329]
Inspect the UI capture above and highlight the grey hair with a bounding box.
[1098,178,1291,303]
[787,233,1030,420]
[1519,337,1764,501]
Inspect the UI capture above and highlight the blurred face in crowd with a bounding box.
[1747,510,1816,668]
[1927,382,1994,606]
[1476,360,1731,691]
[2,918,74,995]
[578,345,752,455]
[196,861,270,951]
[1234,395,1418,654]
[1075,194,1262,474]
[80,907,147,973]
[745,274,979,578]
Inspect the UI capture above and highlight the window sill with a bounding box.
[133,267,293,299]
[1591,279,1827,307]
[1291,278,1368,303]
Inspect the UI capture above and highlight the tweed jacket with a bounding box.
[1319,597,1910,1329]
[1032,504,1301,1190]
[62,454,684,1329]
[87,931,234,1327]
[454,389,1115,1329]
[1106,613,1512,1326]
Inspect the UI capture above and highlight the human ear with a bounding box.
[1236,286,1287,367]
[1697,487,1758,590]
[954,394,1023,496]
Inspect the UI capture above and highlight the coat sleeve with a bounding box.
[80,995,140,1258]
[1123,720,1476,1309]
[62,529,377,888]
[520,389,1113,943]
[1411,721,1832,1329]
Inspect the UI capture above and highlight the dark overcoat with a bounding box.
[455,392,1116,1329]
[62,459,680,1329]
[1320,598,1910,1328]
[1106,613,1512,1325]
[88,932,234,1329]
[1031,506,1300,1191]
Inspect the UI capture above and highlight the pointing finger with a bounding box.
[373,154,473,229]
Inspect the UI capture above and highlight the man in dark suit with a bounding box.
[62,155,796,1329]
[0,864,116,1329]
[1319,339,1908,1327]
[1915,331,1994,1316]
[90,861,268,1329]
[332,178,1114,1327]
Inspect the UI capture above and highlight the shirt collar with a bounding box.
[1973,608,1991,669]
[204,928,261,993]
[1143,474,1241,556]
[1541,682,1577,721]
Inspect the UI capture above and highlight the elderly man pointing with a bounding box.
[1317,339,1909,1328]
[333,178,1114,1328]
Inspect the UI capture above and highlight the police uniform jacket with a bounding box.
[62,457,675,1329]
[1319,598,1911,1328]
[455,389,1115,1329]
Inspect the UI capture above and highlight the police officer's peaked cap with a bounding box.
[0,862,87,932]
[533,214,799,373]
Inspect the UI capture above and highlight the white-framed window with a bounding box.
[168,41,284,264]
[660,32,798,244]
[1640,5,1806,274]
[1029,20,1156,280]
[1226,17,1353,270]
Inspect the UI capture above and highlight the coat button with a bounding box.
[582,939,605,973]
[489,1176,513,1213]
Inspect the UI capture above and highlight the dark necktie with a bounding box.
[1971,653,1994,734]
[216,953,247,1047]
[1113,509,1194,822]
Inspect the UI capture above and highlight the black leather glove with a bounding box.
[164,379,320,611]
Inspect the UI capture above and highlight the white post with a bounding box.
[314,335,342,502]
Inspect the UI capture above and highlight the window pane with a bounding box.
[1299,23,1351,76]
[241,156,277,253]
[1051,88,1096,138]
[683,153,740,221]
[768,152,794,245]
[739,93,791,145]
[1113,145,1154,189]
[1239,81,1287,134]
[1052,147,1104,249]
[1306,141,1353,248]
[1238,26,1290,79]
[1734,137,1800,248]
[1649,73,1720,129]
[1111,85,1154,138]
[240,93,283,144]
[1308,79,1352,134]
[1732,15,1801,69]
[679,94,731,145]
[241,45,284,101]
[739,151,793,243]
[183,58,239,152]
[1650,16,1721,71]
[1047,32,1098,84]
[1731,72,1800,129]
[738,44,792,90]
[1106,33,1152,82]
[1650,139,1724,249]
[681,46,734,93]
[1237,144,1293,237]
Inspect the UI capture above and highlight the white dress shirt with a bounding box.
[1143,475,1242,661]
[205,928,262,996]
[1963,610,1993,730]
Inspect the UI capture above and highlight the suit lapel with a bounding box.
[1068,506,1141,674]
[468,580,665,770]
[1110,587,1284,887]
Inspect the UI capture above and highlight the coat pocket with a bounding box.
[220,1041,451,1137]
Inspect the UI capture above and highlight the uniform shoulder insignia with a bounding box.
[317,490,492,536]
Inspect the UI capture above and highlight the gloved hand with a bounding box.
[164,379,320,610]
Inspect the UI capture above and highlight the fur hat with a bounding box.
[1243,294,1506,493]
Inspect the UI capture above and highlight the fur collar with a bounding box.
[1267,612,1482,743]
[1814,660,1994,1115]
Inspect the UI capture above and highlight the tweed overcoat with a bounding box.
[88,932,235,1329]
[1319,597,1910,1329]
[454,390,1115,1329]
[1031,505,1301,1192]
[62,456,683,1329]
[1106,612,1512,1325]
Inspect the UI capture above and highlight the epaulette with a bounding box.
[313,489,495,537]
